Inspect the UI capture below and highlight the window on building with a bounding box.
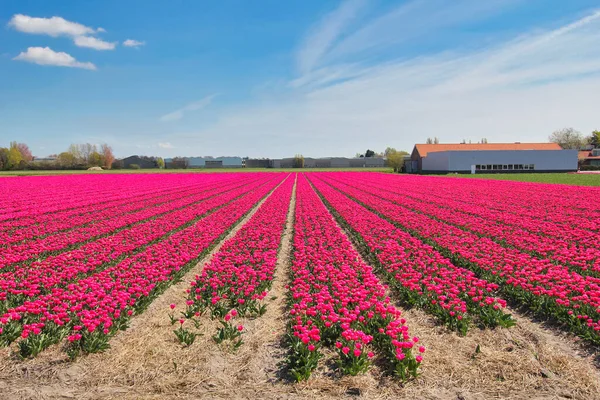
[508,164,513,169]
[476,164,481,170]
[487,164,492,170]
[524,164,529,170]
[529,164,535,170]
[502,165,508,170]
[480,165,486,170]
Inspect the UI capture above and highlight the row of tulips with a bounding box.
[0,175,134,219]
[0,174,244,245]
[0,175,261,268]
[175,174,295,345]
[286,174,422,382]
[0,174,209,222]
[389,176,600,239]
[340,174,600,274]
[0,176,271,315]
[320,174,600,344]
[381,174,600,229]
[0,174,284,358]
[308,175,514,334]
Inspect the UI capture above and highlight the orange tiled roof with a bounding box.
[579,150,592,160]
[414,143,563,158]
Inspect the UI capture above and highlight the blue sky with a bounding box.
[1,1,599,158]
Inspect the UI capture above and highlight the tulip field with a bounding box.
[1,171,599,398]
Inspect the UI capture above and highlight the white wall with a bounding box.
[423,150,577,172]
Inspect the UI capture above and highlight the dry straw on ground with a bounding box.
[1,174,600,399]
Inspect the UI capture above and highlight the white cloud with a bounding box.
[8,14,100,37]
[13,47,96,70]
[123,39,145,48]
[159,94,218,122]
[8,14,115,52]
[165,6,600,158]
[74,36,117,50]
[158,142,174,149]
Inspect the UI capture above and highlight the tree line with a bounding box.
[549,128,600,150]
[0,142,115,171]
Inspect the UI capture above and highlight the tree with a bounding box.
[365,149,375,158]
[156,157,165,169]
[387,150,404,173]
[68,144,82,163]
[434,137,439,144]
[81,143,96,164]
[88,151,104,167]
[293,154,304,168]
[588,130,600,148]
[549,128,586,149]
[100,144,114,169]
[57,152,77,168]
[16,143,33,162]
[384,147,396,158]
[384,147,409,173]
[8,142,23,170]
[425,137,433,144]
[0,148,9,170]
[481,138,488,144]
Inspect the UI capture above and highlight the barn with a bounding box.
[407,143,578,174]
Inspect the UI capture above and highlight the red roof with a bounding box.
[579,150,592,160]
[414,143,563,158]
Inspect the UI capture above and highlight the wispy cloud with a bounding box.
[158,142,174,149]
[296,0,366,76]
[13,47,96,70]
[159,94,218,122]
[74,36,117,50]
[168,4,600,157]
[123,39,145,48]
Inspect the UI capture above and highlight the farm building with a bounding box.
[119,155,159,169]
[164,156,243,169]
[579,148,600,167]
[245,157,385,168]
[406,143,578,174]
[245,158,270,168]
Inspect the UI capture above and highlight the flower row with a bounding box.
[0,176,271,314]
[339,174,600,274]
[177,174,294,343]
[309,175,513,334]
[286,174,421,381]
[0,175,260,268]
[321,173,600,344]
[0,174,245,245]
[0,174,284,358]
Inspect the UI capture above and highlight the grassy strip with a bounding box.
[435,173,600,187]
